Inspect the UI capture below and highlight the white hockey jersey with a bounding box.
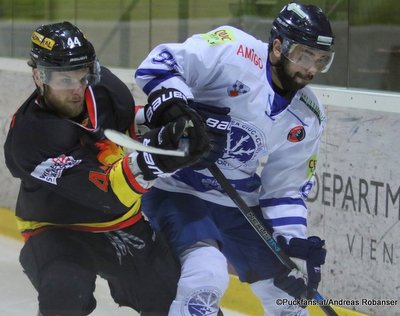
[135,26,326,240]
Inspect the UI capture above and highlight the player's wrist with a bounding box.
[127,152,155,188]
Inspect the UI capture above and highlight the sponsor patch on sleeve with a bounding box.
[307,155,318,179]
[201,29,236,46]
[31,155,82,185]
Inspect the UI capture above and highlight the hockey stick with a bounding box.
[103,130,336,315]
[104,129,188,157]
[208,163,338,316]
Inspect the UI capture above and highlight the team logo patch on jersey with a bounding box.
[287,125,306,142]
[31,155,82,185]
[227,80,250,97]
[221,119,265,167]
[182,287,221,316]
[201,29,236,46]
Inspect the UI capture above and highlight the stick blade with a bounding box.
[104,129,187,157]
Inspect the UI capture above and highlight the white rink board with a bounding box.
[1,58,400,315]
[308,86,400,315]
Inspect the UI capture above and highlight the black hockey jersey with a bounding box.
[4,67,146,240]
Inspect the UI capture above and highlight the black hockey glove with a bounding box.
[144,87,202,128]
[143,87,210,154]
[273,235,326,300]
[188,102,231,170]
[136,117,206,180]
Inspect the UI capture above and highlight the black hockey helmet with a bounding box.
[29,21,100,84]
[269,2,334,73]
[270,2,334,52]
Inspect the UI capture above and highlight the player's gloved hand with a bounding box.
[188,102,231,169]
[136,117,206,180]
[144,87,203,128]
[142,87,210,156]
[273,235,326,300]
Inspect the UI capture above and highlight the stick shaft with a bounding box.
[208,164,338,316]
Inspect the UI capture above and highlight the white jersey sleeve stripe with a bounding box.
[265,216,307,227]
[259,197,306,208]
[135,68,178,94]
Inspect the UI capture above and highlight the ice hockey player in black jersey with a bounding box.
[4,21,209,316]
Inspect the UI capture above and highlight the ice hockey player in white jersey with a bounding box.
[134,2,334,315]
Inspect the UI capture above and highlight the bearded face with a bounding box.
[274,55,315,92]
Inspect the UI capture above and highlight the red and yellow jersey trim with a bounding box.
[109,157,148,207]
[16,204,143,241]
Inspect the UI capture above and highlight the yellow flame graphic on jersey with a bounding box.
[96,139,125,166]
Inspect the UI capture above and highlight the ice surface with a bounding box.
[0,235,245,316]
